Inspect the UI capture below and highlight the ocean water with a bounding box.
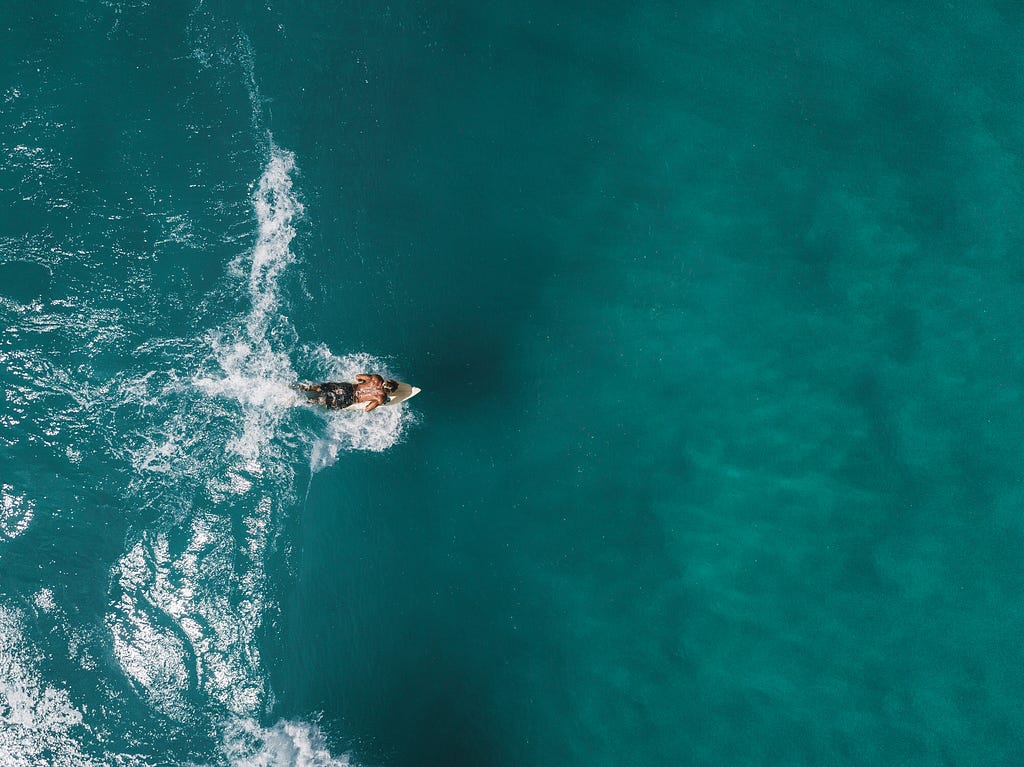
[3,2,1024,765]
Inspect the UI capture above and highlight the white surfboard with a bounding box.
[342,381,420,411]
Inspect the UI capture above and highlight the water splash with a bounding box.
[222,718,353,767]
[302,348,414,470]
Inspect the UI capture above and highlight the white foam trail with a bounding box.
[6,23,375,764]
[231,146,302,344]
[108,148,305,728]
[103,143,412,765]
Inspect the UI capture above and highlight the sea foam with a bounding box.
[0,603,147,767]
[222,717,353,767]
[104,144,406,766]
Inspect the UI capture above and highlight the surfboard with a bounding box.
[342,381,420,411]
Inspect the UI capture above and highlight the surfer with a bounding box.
[295,374,399,412]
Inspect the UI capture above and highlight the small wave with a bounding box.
[4,12,397,763]
[222,717,353,767]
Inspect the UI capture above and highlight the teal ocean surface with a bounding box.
[2,2,1024,765]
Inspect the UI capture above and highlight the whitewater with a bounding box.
[0,21,414,767]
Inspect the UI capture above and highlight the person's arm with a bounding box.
[295,383,320,392]
[363,393,387,412]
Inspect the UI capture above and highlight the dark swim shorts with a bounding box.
[315,382,355,409]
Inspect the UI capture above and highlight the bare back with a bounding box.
[353,374,388,412]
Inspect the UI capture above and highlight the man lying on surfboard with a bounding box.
[294,374,399,412]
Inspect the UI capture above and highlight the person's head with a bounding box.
[383,379,399,394]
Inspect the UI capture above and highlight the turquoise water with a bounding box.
[3,2,1024,765]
